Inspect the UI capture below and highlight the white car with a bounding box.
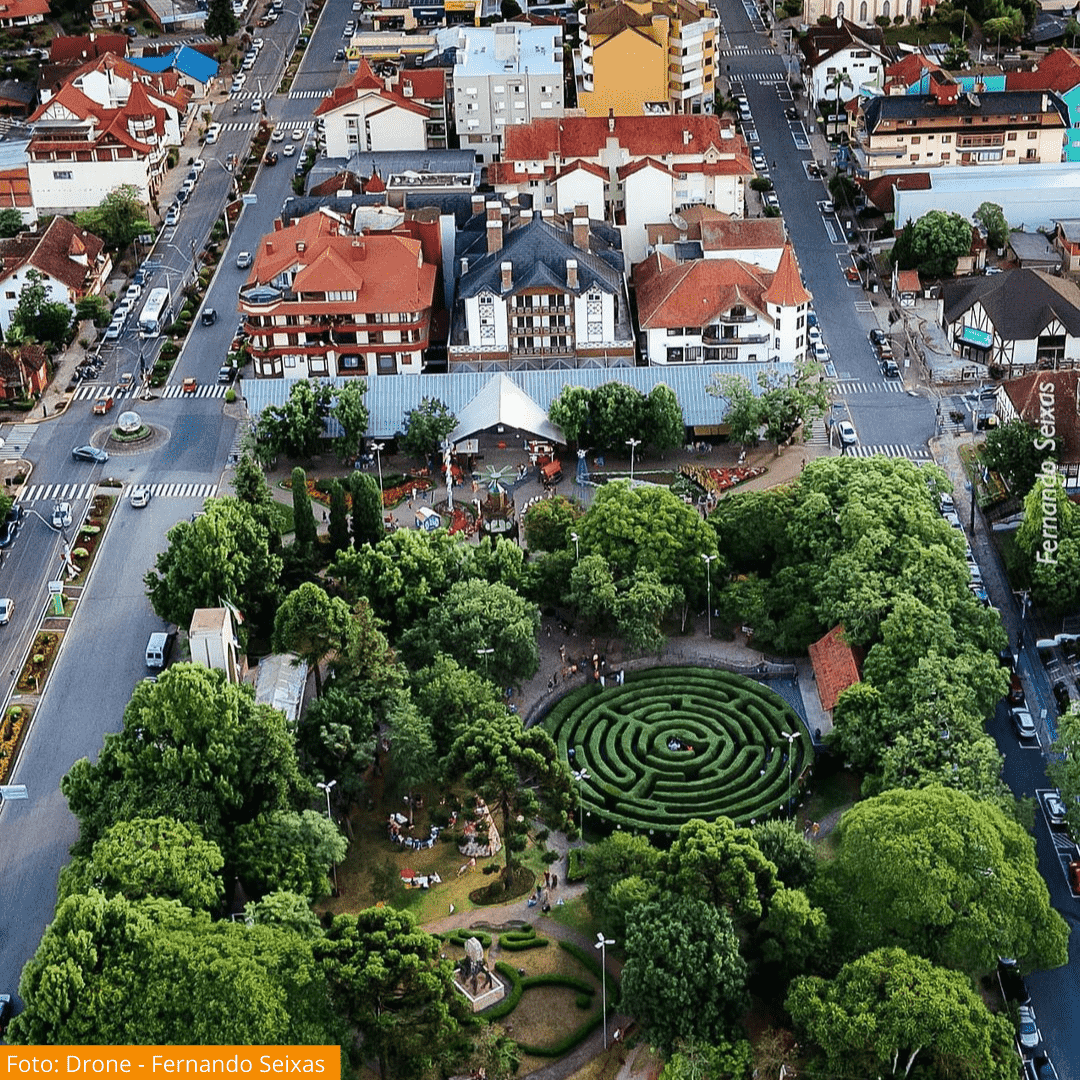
[252,36,264,47]
[291,127,305,140]
[52,502,72,529]
[763,191,779,211]
[191,158,206,174]
[125,284,142,302]
[103,318,124,343]
[164,206,179,227]
[0,597,14,625]
[282,144,296,157]
[242,55,256,71]
[807,325,822,346]
[236,251,253,270]
[129,486,151,509]
[812,341,830,362]
[230,76,246,93]
[250,97,263,113]
[114,300,131,322]
[837,420,857,447]
[205,122,222,143]
[271,127,285,142]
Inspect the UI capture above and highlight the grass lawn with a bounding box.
[549,894,597,938]
[267,500,294,536]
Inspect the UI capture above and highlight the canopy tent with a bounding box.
[448,372,564,447]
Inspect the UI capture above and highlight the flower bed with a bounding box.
[383,478,434,508]
[17,631,63,693]
[0,702,33,783]
[679,462,766,495]
[70,495,116,585]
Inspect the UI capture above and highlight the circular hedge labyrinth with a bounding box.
[544,666,813,835]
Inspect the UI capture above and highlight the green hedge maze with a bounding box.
[544,666,812,835]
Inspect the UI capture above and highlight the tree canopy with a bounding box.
[1016,471,1080,614]
[892,211,974,278]
[818,785,1069,975]
[75,185,151,252]
[546,380,684,452]
[273,582,356,697]
[257,380,332,461]
[400,397,457,460]
[708,360,829,448]
[982,418,1054,498]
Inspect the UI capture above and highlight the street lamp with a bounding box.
[476,647,494,678]
[570,531,580,562]
[316,779,339,895]
[780,731,799,817]
[572,767,590,835]
[371,441,385,502]
[701,554,717,639]
[625,437,641,484]
[595,932,615,1048]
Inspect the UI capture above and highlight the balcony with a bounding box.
[702,329,769,345]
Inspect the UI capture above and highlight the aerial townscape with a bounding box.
[4,0,1080,1073]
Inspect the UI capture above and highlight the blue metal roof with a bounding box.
[242,364,790,438]
[131,45,219,84]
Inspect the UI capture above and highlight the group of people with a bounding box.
[387,814,447,852]
[527,870,561,913]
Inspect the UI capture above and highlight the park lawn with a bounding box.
[267,500,294,536]
[509,984,599,1050]
[549,894,598,938]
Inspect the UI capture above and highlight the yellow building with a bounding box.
[577,0,718,117]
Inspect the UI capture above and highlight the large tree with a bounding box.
[707,360,829,448]
[232,810,347,901]
[144,497,282,638]
[388,703,438,825]
[974,201,1010,251]
[57,817,224,912]
[75,185,151,252]
[787,947,1018,1080]
[62,664,308,850]
[643,383,685,454]
[547,384,594,444]
[447,712,575,888]
[1048,705,1080,840]
[819,785,1069,975]
[10,268,72,350]
[398,578,540,687]
[273,582,356,697]
[1016,471,1080,613]
[257,380,332,460]
[584,831,662,940]
[231,453,282,550]
[315,907,469,1080]
[892,210,974,278]
[291,466,318,554]
[328,479,350,555]
[400,397,457,461]
[348,471,384,549]
[331,380,369,463]
[982,418,1053,497]
[522,494,583,553]
[409,654,504,757]
[622,896,749,1057]
[205,0,239,42]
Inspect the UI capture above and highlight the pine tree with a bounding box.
[348,472,383,549]
[292,467,318,553]
[328,480,349,555]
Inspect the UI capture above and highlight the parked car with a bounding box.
[869,328,887,347]
[201,308,217,326]
[218,364,237,383]
[102,319,123,343]
[1044,789,1068,826]
[52,501,71,528]
[164,206,180,227]
[0,993,11,1033]
[1016,1004,1041,1050]
[784,106,799,120]
[191,158,206,174]
[820,199,835,214]
[1011,708,1036,739]
[92,395,114,416]
[1028,1055,1059,1080]
[334,48,346,61]
[0,504,21,547]
[71,445,109,464]
[881,359,901,378]
[763,191,779,211]
[0,597,14,624]
[837,420,857,447]
[1053,679,1071,715]
[129,486,151,508]
[125,283,142,302]
[236,251,253,270]
[113,300,131,322]
[205,123,222,143]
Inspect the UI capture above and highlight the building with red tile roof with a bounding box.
[0,167,34,227]
[808,625,862,714]
[49,33,128,63]
[798,19,887,104]
[0,217,110,333]
[0,0,48,28]
[999,369,1080,484]
[239,208,436,380]
[493,114,752,263]
[0,343,46,398]
[315,59,448,156]
[633,242,811,365]
[28,54,189,212]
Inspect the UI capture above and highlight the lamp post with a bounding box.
[780,731,798,817]
[573,767,590,835]
[625,437,641,484]
[476,647,494,678]
[371,441,385,502]
[701,554,716,639]
[570,531,580,562]
[595,932,615,1048]
[316,779,339,895]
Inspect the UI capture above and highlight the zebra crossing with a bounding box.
[20,483,97,504]
[719,46,775,55]
[70,383,228,401]
[738,72,786,83]
[160,383,230,399]
[846,445,933,461]
[833,380,906,394]
[71,385,135,401]
[288,89,330,100]
[20,481,218,504]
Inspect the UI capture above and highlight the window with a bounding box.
[941,135,951,143]
[911,136,920,144]
[3,291,12,299]
[1028,131,1037,139]
[1007,132,1017,141]
[53,170,72,180]
[721,347,737,360]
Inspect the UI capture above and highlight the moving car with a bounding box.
[201,308,217,326]
[292,126,305,140]
[72,445,109,464]
[1010,708,1036,739]
[264,151,278,166]
[283,144,295,157]
[0,993,11,1034]
[271,127,285,142]
[230,76,246,93]
[52,502,71,529]
[113,299,130,322]
[837,420,857,447]
[205,122,222,143]
[92,395,114,416]
[182,377,198,393]
[0,597,13,624]
[125,284,142,302]
[236,251,253,270]
[250,96,263,112]
[129,486,151,508]
[1016,1004,1040,1050]
[1044,789,1068,826]
[0,504,21,547]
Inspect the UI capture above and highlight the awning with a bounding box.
[958,325,993,349]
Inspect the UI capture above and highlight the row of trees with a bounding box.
[547,381,684,454]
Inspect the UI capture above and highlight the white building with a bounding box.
[451,23,564,163]
[799,19,888,105]
[634,244,813,366]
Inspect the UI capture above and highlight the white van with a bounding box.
[145,630,175,668]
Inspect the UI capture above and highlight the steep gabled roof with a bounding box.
[1003,369,1080,463]
[799,18,885,68]
[314,57,429,117]
[1008,47,1080,93]
[941,269,1080,340]
[0,217,104,292]
[809,625,862,712]
[762,244,811,307]
[50,34,127,62]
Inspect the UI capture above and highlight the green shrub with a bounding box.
[567,848,587,883]
[443,929,492,949]
[499,926,548,952]
[484,962,524,1020]
[516,1012,602,1057]
[574,993,592,1010]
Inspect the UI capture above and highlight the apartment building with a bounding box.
[239,209,436,380]
[452,23,564,163]
[449,203,635,370]
[634,244,813,366]
[576,0,717,117]
[799,19,887,106]
[855,84,1068,178]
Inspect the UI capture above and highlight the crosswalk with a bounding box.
[287,89,330,100]
[833,380,906,394]
[20,481,218,504]
[719,46,775,55]
[739,72,786,83]
[0,423,36,460]
[846,445,933,461]
[70,383,228,400]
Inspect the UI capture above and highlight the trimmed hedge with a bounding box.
[543,666,813,834]
[442,929,492,949]
[483,961,524,1019]
[517,1012,603,1058]
[499,925,548,952]
[567,848,587,883]
[558,940,618,1007]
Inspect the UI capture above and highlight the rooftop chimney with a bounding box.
[566,258,578,289]
[683,129,691,145]
[471,193,485,215]
[573,209,589,250]
[501,260,513,292]
[487,218,503,253]
[460,256,469,276]
[265,239,274,254]
[296,241,306,253]
[608,107,615,133]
